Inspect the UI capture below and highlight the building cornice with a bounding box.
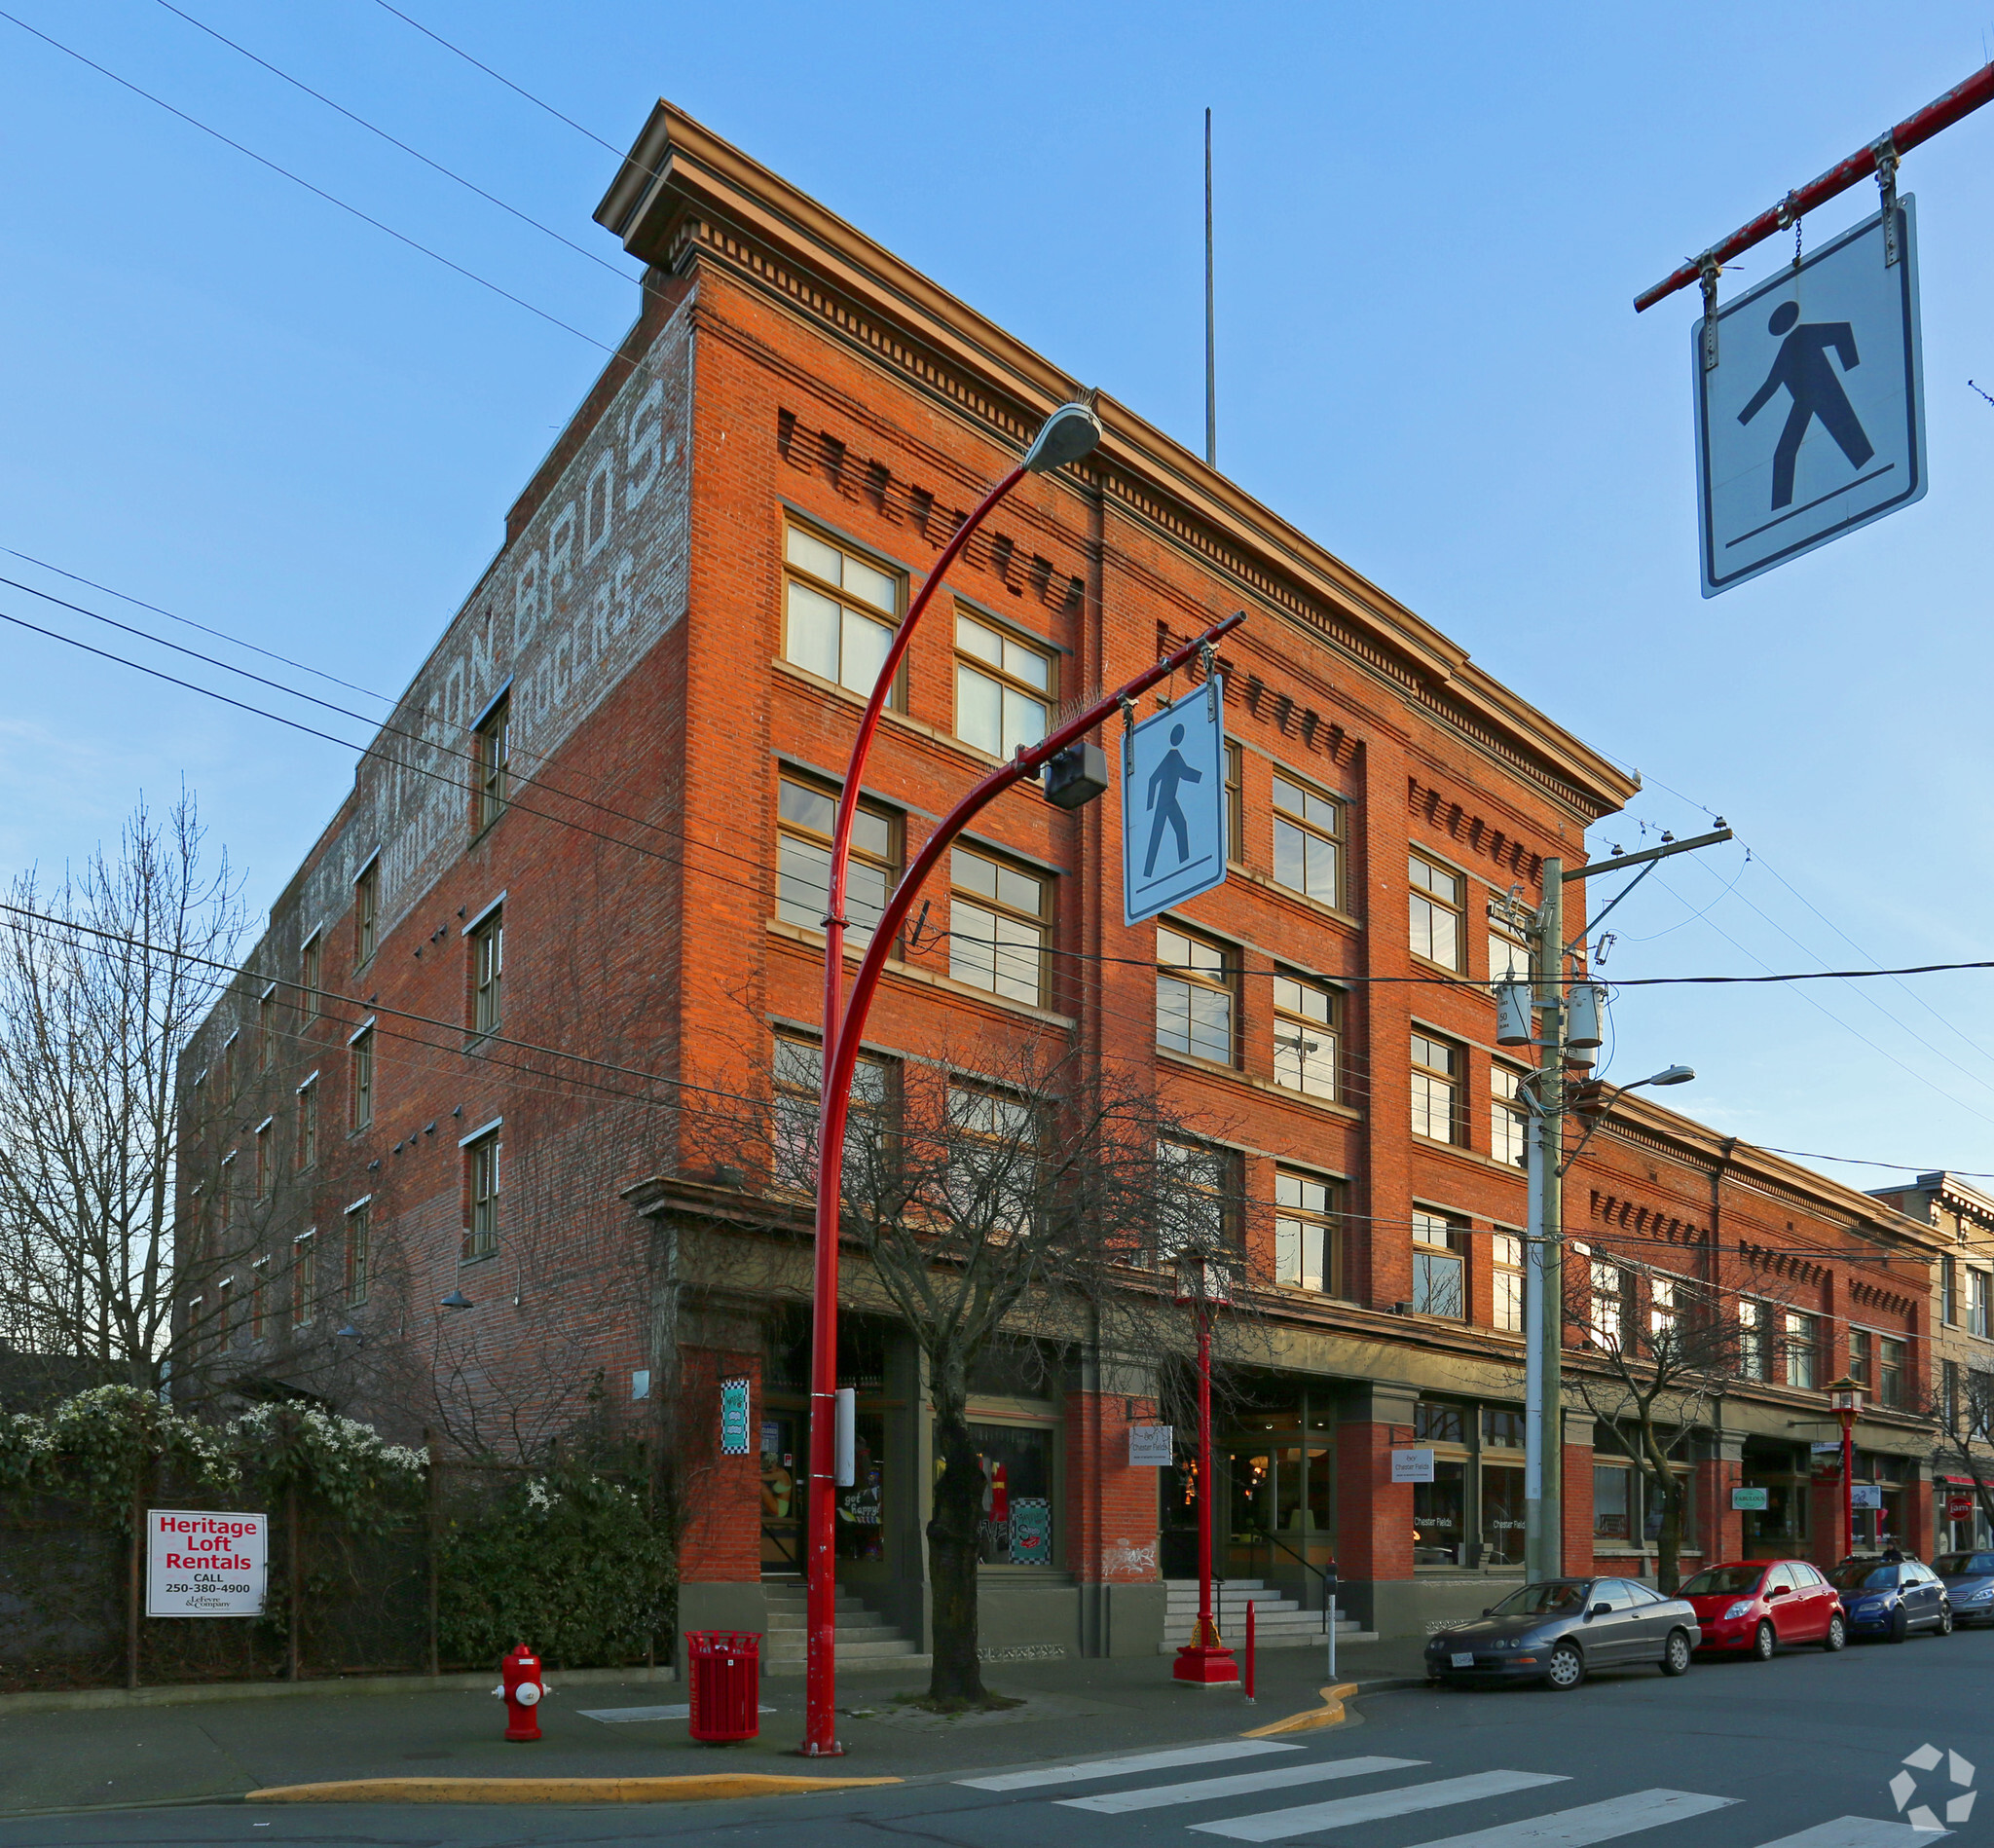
[594,101,1639,823]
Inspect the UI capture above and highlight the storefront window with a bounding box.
[834,1412,887,1561]
[970,1423,1054,1566]
[1413,1460,1466,1565]
[1594,1465,1633,1541]
[759,1412,805,1572]
[1481,1463,1526,1565]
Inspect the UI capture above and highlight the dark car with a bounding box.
[1424,1576,1700,1691]
[1827,1556,1953,1642]
[1679,1559,1846,1657]
[1932,1552,1994,1628]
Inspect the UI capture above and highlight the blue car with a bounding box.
[1826,1556,1953,1642]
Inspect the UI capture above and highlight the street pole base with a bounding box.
[1172,1643,1239,1685]
[795,1740,847,1757]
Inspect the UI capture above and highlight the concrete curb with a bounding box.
[1239,1682,1359,1737]
[244,1774,901,1805]
[0,1664,675,1717]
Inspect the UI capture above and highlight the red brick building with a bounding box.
[174,103,1941,1657]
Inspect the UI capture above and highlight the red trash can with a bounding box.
[685,1630,761,1743]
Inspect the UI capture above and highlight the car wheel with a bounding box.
[1660,1629,1692,1677]
[1822,1611,1847,1652]
[1751,1620,1776,1662]
[1938,1606,1955,1636]
[1888,1606,1908,1645]
[1545,1642,1585,1690]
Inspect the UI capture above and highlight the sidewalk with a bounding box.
[0,1638,1431,1816]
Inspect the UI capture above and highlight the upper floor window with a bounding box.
[1271,974,1338,1099]
[291,1231,315,1328]
[345,1200,370,1308]
[946,1085,1040,1238]
[1491,1063,1529,1167]
[1272,774,1341,907]
[1738,1298,1768,1380]
[1158,1138,1234,1262]
[218,1151,236,1237]
[474,694,511,832]
[464,1130,501,1261]
[954,611,1051,758]
[1412,1211,1465,1318]
[1489,928,1529,988]
[771,1031,893,1190]
[470,909,503,1038]
[258,987,277,1069]
[301,933,322,1021]
[1223,742,1243,862]
[249,1257,269,1343]
[254,1119,273,1201]
[1649,1275,1679,1349]
[1848,1325,1872,1388]
[1410,854,1464,970]
[776,773,897,951]
[1274,1169,1341,1296]
[355,860,380,966]
[1588,1250,1627,1349]
[1410,1031,1461,1143]
[350,1025,375,1129]
[1879,1335,1906,1408]
[1157,925,1235,1065]
[1492,1232,1525,1333]
[949,848,1049,1006]
[1972,1269,1991,1339]
[295,1075,318,1170]
[783,524,902,699]
[1785,1311,1819,1388]
[1942,1255,1960,1324]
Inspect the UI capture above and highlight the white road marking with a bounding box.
[1190,1770,1569,1841]
[1392,1789,1738,1847]
[957,1739,1299,1792]
[1057,1756,1425,1813]
[1746,1824,1951,1847]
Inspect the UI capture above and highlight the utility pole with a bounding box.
[1513,827,1734,1585]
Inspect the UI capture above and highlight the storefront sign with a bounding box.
[1009,1498,1052,1565]
[1948,1494,1976,1522]
[1127,1424,1174,1467]
[146,1509,267,1617]
[720,1377,752,1456]
[1731,1487,1769,1511]
[1851,1483,1886,1510]
[1390,1448,1436,1484]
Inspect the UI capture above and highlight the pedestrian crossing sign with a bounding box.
[1123,679,1228,926]
[1693,196,1925,597]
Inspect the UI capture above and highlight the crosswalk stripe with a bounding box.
[1389,1789,1738,1847]
[1745,1824,1951,1848]
[1189,1769,1569,1842]
[1057,1756,1427,1814]
[957,1739,1299,1792]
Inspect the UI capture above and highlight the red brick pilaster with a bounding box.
[1066,1390,1162,1581]
[676,1348,761,1583]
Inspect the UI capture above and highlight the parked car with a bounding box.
[1932,1551,1994,1627]
[1677,1559,1845,1657]
[1424,1576,1700,1691]
[1826,1556,1953,1642]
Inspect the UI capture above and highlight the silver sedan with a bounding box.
[1424,1576,1703,1690]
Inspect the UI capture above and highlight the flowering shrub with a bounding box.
[229,1405,425,1530]
[29,1386,236,1521]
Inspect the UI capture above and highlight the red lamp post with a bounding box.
[1828,1376,1862,1560]
[1172,1248,1237,1686]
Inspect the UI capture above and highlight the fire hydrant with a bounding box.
[495,1644,545,1742]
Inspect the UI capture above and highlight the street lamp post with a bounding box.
[1172,1249,1237,1685]
[1828,1376,1863,1559]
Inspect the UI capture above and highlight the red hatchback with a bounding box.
[1679,1559,1847,1657]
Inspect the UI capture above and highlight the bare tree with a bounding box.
[1562,1247,1752,1594]
[0,792,246,1392]
[1928,1365,1994,1543]
[713,1029,1254,1707]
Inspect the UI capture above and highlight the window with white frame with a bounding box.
[1492,1231,1525,1332]
[291,1231,315,1327]
[1410,854,1464,970]
[1412,1211,1466,1319]
[1491,1063,1528,1166]
[1738,1298,1768,1380]
[1157,926,1235,1065]
[954,610,1051,758]
[1649,1275,1680,1351]
[464,1132,500,1261]
[354,860,379,966]
[473,694,510,833]
[301,932,322,1022]
[351,1026,374,1129]
[783,524,902,697]
[470,908,503,1038]
[1272,773,1341,907]
[949,848,1048,1006]
[1972,1269,1992,1339]
[295,1075,318,1170]
[1272,974,1338,1099]
[1410,1031,1461,1143]
[1588,1251,1628,1350]
[1274,1169,1341,1296]
[776,773,898,951]
[345,1201,369,1307]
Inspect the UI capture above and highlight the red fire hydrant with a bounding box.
[496,1644,545,1742]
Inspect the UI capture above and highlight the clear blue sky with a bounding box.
[4,2,1993,1192]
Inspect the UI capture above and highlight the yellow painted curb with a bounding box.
[245,1774,902,1804]
[1240,1682,1358,1738]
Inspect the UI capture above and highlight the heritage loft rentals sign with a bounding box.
[146,1509,268,1617]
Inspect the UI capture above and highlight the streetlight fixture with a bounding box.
[1172,1248,1237,1685]
[797,395,1117,1758]
[1828,1375,1863,1559]
[437,1291,473,1312]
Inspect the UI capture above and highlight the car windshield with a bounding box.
[1679,1567,1763,1598]
[1828,1560,1900,1590]
[1488,1581,1590,1616]
[1935,1553,1994,1576]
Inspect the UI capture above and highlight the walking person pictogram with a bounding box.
[1142,723,1203,877]
[1737,300,1875,509]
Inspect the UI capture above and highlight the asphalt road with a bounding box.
[3,1625,1986,1848]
